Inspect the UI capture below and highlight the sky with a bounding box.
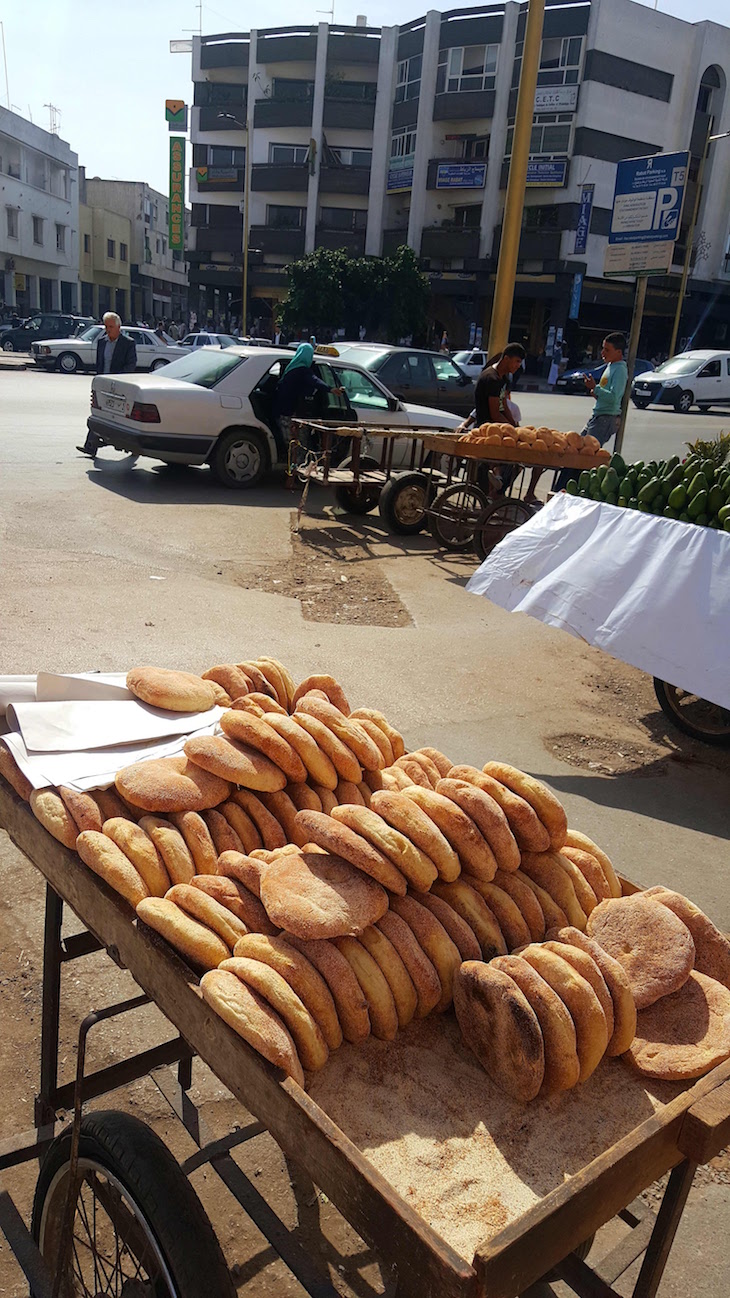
[0,0,727,195]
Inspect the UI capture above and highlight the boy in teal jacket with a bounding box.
[583,332,628,446]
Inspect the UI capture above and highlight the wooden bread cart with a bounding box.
[1,778,729,1298]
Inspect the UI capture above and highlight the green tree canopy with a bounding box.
[281,244,429,341]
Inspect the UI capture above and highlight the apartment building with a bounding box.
[188,0,730,353]
[81,178,189,323]
[0,107,79,316]
[79,170,133,320]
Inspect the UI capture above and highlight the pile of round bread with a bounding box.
[2,658,729,1099]
[458,422,610,461]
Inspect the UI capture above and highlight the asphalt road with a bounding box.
[0,368,729,1297]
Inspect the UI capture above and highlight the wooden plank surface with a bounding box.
[0,779,476,1298]
[678,1078,730,1164]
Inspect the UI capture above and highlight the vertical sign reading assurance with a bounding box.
[169,136,185,252]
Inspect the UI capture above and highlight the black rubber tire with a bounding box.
[675,390,694,414]
[2,338,16,352]
[632,396,650,410]
[57,351,80,374]
[211,427,268,488]
[378,472,430,534]
[151,358,169,370]
[335,454,381,514]
[428,482,490,550]
[31,1109,235,1298]
[653,678,730,746]
[474,498,534,561]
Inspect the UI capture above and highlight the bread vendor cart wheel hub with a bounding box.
[395,483,427,526]
[224,439,261,483]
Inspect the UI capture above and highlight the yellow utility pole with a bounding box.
[668,127,730,357]
[487,0,545,355]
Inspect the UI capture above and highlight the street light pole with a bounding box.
[668,127,730,357]
[219,112,250,334]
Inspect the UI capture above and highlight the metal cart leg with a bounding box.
[36,884,64,1126]
[632,1160,697,1298]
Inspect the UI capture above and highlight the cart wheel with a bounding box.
[32,1109,235,1298]
[379,472,430,534]
[335,455,381,514]
[428,483,489,550]
[474,498,535,561]
[653,678,730,746]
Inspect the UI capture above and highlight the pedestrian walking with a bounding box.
[76,313,137,456]
[555,332,628,490]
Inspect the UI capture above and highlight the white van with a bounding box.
[632,350,730,413]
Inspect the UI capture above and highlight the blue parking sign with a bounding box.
[609,151,689,245]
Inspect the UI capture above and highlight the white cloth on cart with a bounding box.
[466,493,730,710]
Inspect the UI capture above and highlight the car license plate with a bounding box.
[104,395,125,412]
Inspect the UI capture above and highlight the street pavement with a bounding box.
[0,368,728,1296]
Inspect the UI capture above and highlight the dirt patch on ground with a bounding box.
[545,660,730,777]
[240,514,412,627]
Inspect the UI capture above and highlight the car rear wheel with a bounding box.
[675,390,694,414]
[57,351,80,374]
[211,428,267,489]
[2,338,15,352]
[151,358,168,370]
[632,396,650,410]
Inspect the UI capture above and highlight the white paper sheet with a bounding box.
[36,671,132,702]
[8,700,222,752]
[466,494,730,709]
[0,676,37,716]
[2,724,220,793]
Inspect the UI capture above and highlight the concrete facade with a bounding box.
[78,187,132,321]
[188,0,730,353]
[0,107,79,315]
[81,178,190,323]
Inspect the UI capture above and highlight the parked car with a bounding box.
[452,348,489,381]
[333,344,476,415]
[631,351,730,412]
[1,313,95,352]
[176,332,239,352]
[32,326,182,374]
[556,357,654,395]
[85,346,461,488]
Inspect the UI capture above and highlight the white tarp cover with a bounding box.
[466,493,730,709]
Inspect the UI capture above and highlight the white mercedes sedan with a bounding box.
[32,325,181,374]
[85,345,461,487]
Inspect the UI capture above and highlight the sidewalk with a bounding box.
[0,353,28,371]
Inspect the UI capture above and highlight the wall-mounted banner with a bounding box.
[573,183,594,254]
[196,166,239,185]
[534,85,578,112]
[569,272,583,320]
[435,162,487,189]
[169,136,185,251]
[387,154,415,193]
[165,99,188,131]
[526,159,567,187]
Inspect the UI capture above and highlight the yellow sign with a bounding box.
[14,273,26,292]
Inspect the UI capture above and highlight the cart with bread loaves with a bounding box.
[289,416,609,554]
[1,658,729,1298]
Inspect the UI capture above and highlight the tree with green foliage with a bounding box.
[281,244,429,341]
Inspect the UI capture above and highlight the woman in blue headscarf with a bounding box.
[271,343,342,457]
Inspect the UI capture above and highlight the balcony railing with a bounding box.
[251,163,309,193]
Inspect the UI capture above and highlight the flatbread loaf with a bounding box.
[464,879,531,951]
[200,969,304,1087]
[349,708,405,760]
[389,895,461,1014]
[127,666,217,713]
[335,936,399,1040]
[492,955,580,1093]
[369,789,460,882]
[57,786,103,833]
[191,874,274,932]
[448,766,550,853]
[376,911,442,1018]
[587,896,695,1009]
[265,713,338,790]
[564,830,621,898]
[643,887,730,989]
[287,935,371,1043]
[138,815,195,885]
[260,850,388,940]
[521,944,609,1082]
[430,879,508,961]
[219,956,329,1070]
[116,754,230,813]
[30,788,79,849]
[294,810,408,894]
[292,713,362,784]
[169,811,219,875]
[76,830,150,908]
[482,762,567,851]
[0,741,32,801]
[627,971,730,1080]
[418,891,482,962]
[232,933,342,1050]
[402,785,496,880]
[519,852,586,931]
[102,817,170,897]
[166,883,246,949]
[453,961,545,1102]
[493,869,546,942]
[436,779,520,873]
[546,926,637,1056]
[220,711,307,783]
[292,674,351,715]
[330,804,437,892]
[184,735,286,792]
[138,897,230,970]
[359,925,418,1028]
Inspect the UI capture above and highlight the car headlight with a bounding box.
[661,379,678,388]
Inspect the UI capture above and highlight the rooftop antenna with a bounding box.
[0,22,9,109]
[317,0,335,21]
[44,102,60,134]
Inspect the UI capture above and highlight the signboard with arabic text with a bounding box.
[435,162,486,189]
[169,136,185,252]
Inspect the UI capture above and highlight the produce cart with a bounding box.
[289,420,608,549]
[2,777,730,1298]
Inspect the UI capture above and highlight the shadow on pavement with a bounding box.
[85,457,296,509]
[542,765,730,840]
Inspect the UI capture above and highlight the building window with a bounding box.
[269,143,309,165]
[210,145,246,166]
[162,237,167,254]
[522,205,559,232]
[463,136,489,161]
[452,204,482,228]
[319,207,367,231]
[156,238,160,253]
[326,147,372,168]
[266,204,305,229]
[6,207,18,239]
[395,55,422,103]
[120,242,128,262]
[390,127,416,160]
[437,45,498,95]
[83,232,91,253]
[107,238,116,258]
[55,223,66,251]
[505,116,572,158]
[537,36,583,86]
[32,215,44,245]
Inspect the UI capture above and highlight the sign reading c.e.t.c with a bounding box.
[609,151,689,246]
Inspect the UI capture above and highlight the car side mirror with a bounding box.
[387,396,399,411]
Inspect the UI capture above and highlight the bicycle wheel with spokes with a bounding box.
[653,678,730,747]
[474,498,535,562]
[428,482,489,550]
[32,1109,235,1298]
